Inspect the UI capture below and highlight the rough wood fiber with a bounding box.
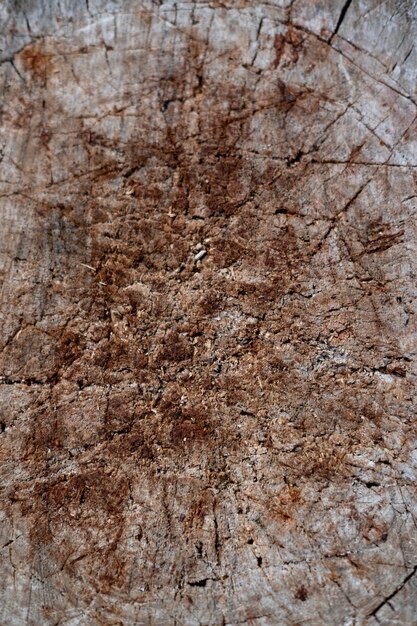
[1,1,417,625]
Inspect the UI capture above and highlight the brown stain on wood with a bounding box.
[19,44,53,82]
[3,17,410,617]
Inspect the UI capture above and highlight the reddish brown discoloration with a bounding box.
[19,44,53,82]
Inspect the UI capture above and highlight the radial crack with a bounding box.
[331,0,354,40]
[369,565,417,618]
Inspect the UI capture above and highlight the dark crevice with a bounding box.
[23,12,32,33]
[369,564,417,617]
[364,481,380,489]
[188,579,208,587]
[161,99,175,112]
[403,46,413,64]
[284,149,304,167]
[123,166,139,178]
[331,0,354,39]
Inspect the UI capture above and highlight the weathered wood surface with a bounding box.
[1,1,417,624]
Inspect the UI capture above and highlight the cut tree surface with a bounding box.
[1,1,417,625]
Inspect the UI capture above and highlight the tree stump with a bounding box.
[1,1,417,624]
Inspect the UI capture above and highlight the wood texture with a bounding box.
[1,1,417,624]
